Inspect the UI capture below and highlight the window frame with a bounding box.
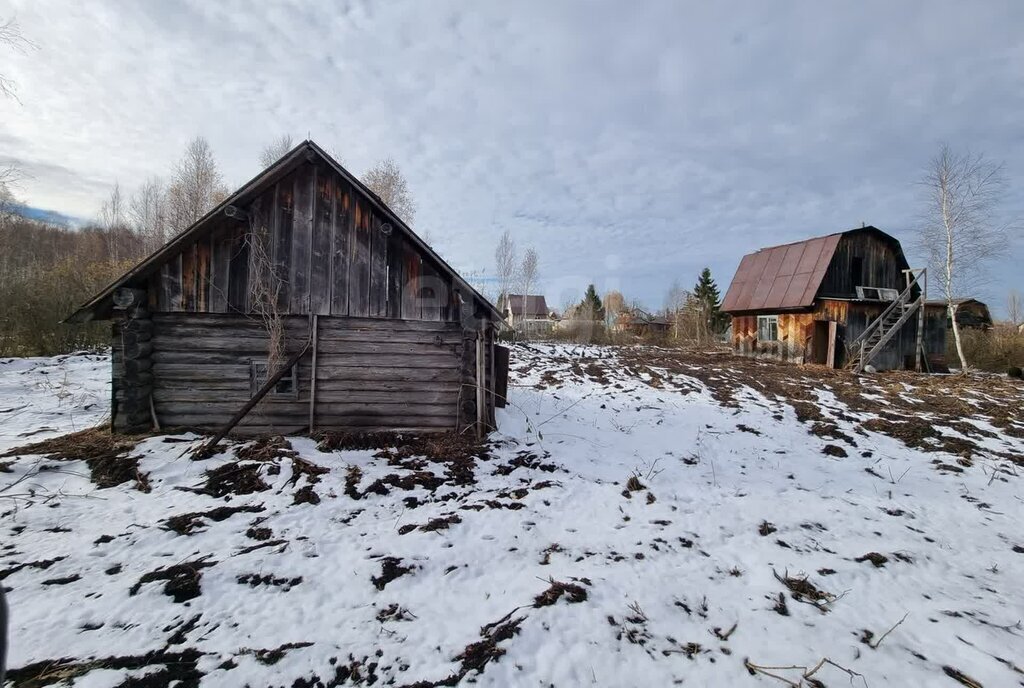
[757,315,779,342]
[249,359,299,399]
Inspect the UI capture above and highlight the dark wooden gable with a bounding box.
[69,141,500,325]
[816,227,912,299]
[147,160,457,322]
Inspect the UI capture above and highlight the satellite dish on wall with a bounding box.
[380,222,393,235]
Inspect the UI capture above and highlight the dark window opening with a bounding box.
[851,256,864,287]
[250,360,298,398]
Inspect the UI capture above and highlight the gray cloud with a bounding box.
[2,0,1022,312]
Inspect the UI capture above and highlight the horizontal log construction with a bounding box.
[150,313,465,433]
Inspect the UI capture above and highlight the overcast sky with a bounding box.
[2,1,1022,312]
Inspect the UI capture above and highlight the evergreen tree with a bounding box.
[693,267,726,333]
[579,284,605,321]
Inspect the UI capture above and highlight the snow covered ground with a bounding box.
[2,345,1023,687]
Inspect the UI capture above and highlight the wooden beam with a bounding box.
[309,314,319,432]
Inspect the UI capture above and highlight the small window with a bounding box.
[250,360,298,398]
[757,315,778,341]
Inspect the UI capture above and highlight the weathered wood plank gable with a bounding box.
[147,159,463,322]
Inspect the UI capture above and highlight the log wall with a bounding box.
[144,313,481,435]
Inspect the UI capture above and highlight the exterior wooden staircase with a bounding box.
[847,269,926,373]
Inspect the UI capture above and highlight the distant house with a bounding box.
[499,294,555,335]
[614,308,671,337]
[722,226,946,372]
[923,298,992,330]
[68,140,505,436]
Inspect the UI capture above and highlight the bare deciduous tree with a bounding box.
[0,17,36,102]
[518,247,539,319]
[494,230,517,318]
[259,134,294,169]
[917,144,1010,370]
[362,158,415,225]
[129,177,167,252]
[1007,289,1022,327]
[166,136,228,236]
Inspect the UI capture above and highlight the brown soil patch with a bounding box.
[3,426,149,490]
[533,579,588,607]
[5,648,204,688]
[162,505,264,536]
[129,558,216,603]
[371,557,413,590]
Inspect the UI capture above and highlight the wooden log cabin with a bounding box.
[722,226,947,371]
[68,140,506,435]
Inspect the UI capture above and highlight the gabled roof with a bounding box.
[67,140,500,323]
[721,226,901,313]
[501,294,549,318]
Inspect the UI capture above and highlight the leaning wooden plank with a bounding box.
[195,330,312,457]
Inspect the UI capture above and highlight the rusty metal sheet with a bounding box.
[778,242,805,276]
[722,233,842,313]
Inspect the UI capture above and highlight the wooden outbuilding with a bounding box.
[722,226,946,372]
[68,141,506,436]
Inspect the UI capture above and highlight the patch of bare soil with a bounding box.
[237,573,302,590]
[773,569,836,612]
[0,556,66,581]
[371,557,414,590]
[129,558,216,603]
[5,648,205,688]
[399,514,462,535]
[3,426,150,490]
[401,610,526,688]
[533,578,588,607]
[855,552,889,568]
[201,461,269,497]
[616,347,1024,466]
[162,505,264,536]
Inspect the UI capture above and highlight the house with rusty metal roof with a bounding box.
[722,226,947,371]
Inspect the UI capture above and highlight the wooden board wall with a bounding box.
[149,313,467,435]
[818,232,908,298]
[152,162,457,323]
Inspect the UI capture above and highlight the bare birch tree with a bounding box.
[917,144,1009,370]
[166,136,228,236]
[518,247,539,319]
[259,134,294,169]
[129,177,167,252]
[494,230,517,319]
[362,158,415,225]
[1007,289,1022,328]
